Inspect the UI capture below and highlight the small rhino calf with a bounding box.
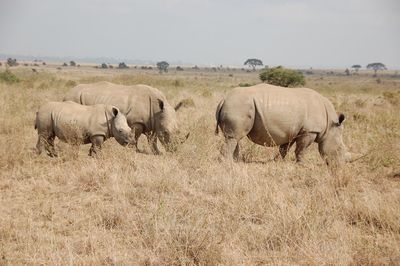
[34,101,133,157]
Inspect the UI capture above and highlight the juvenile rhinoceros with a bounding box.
[215,84,350,165]
[64,81,187,154]
[35,101,132,157]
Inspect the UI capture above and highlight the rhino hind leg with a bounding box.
[225,138,240,161]
[36,135,46,155]
[46,136,58,157]
[277,142,295,160]
[294,133,317,163]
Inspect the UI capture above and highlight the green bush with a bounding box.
[238,83,253,87]
[0,69,20,84]
[259,66,305,87]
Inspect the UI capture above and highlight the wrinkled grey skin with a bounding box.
[215,84,350,165]
[35,101,133,157]
[64,81,187,154]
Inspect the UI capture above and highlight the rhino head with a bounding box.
[109,106,134,146]
[154,99,189,152]
[318,113,350,166]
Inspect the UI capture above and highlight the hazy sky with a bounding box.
[0,0,399,68]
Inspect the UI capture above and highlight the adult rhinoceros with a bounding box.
[64,81,186,154]
[215,84,350,165]
[35,101,132,157]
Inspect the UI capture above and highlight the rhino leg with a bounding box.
[89,135,104,157]
[46,136,57,157]
[147,133,161,155]
[131,124,144,152]
[279,142,295,159]
[36,135,45,155]
[223,137,240,161]
[294,133,317,163]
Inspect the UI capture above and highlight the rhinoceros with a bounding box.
[35,101,132,157]
[215,84,349,165]
[64,81,187,154]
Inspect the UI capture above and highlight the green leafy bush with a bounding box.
[259,66,305,87]
[0,69,20,84]
[238,83,253,87]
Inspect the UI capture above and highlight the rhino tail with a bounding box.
[34,112,38,130]
[215,99,224,135]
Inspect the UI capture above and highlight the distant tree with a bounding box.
[156,61,169,73]
[101,63,108,69]
[244,58,263,71]
[118,62,129,69]
[62,62,68,67]
[259,66,305,87]
[345,68,350,76]
[351,64,361,72]
[6,58,18,67]
[109,65,113,69]
[367,62,386,77]
[70,61,76,67]
[42,62,46,65]
[192,65,199,70]
[176,66,184,71]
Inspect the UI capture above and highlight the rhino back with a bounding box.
[66,82,168,130]
[50,102,107,142]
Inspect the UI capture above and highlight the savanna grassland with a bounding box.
[0,63,399,265]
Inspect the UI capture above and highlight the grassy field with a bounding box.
[0,64,399,265]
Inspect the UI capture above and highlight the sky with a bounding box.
[0,0,399,68]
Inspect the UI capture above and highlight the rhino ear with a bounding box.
[111,106,119,117]
[158,99,164,111]
[338,113,346,125]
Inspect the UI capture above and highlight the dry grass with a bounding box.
[0,65,400,265]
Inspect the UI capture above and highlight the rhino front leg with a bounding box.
[89,135,104,157]
[131,124,144,152]
[147,133,161,155]
[294,133,317,163]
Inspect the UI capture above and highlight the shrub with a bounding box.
[259,66,305,87]
[156,61,169,73]
[239,83,253,87]
[65,80,77,88]
[0,69,20,84]
[118,62,129,69]
[6,58,18,67]
[70,61,76,67]
[101,63,108,69]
